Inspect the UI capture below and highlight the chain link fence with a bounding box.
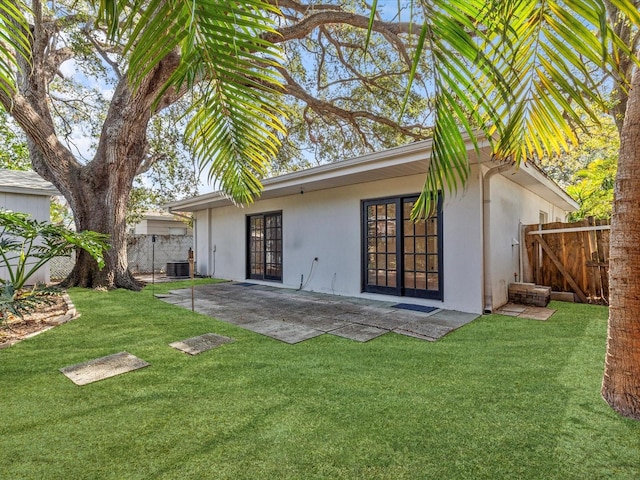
[49,234,193,281]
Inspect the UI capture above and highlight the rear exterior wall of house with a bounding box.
[193,168,486,314]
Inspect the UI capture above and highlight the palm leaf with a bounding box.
[100,0,286,204]
[409,0,512,219]
[402,0,637,219]
[0,0,30,97]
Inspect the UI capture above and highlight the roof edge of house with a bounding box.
[167,134,488,212]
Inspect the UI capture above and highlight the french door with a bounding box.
[247,212,282,281]
[362,196,442,300]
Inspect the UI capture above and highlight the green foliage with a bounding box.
[0,1,31,97]
[539,111,619,187]
[120,0,286,205]
[393,0,639,218]
[0,110,30,171]
[537,111,618,220]
[567,157,617,221]
[0,209,110,291]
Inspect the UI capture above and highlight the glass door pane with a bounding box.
[248,212,282,281]
[402,198,440,298]
[249,216,264,278]
[363,200,399,294]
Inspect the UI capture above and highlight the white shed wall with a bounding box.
[194,169,485,314]
[0,192,51,285]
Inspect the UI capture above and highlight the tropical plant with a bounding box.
[384,1,639,419]
[0,282,60,322]
[0,209,109,291]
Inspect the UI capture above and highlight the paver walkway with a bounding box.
[157,282,478,344]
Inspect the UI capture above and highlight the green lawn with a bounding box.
[1,280,638,479]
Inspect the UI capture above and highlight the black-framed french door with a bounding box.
[247,212,282,281]
[362,195,443,300]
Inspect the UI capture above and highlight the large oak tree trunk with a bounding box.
[59,162,141,290]
[601,67,640,420]
[0,8,182,290]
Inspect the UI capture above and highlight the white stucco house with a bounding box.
[166,137,577,314]
[0,169,60,285]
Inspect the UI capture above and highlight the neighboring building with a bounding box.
[0,169,60,285]
[130,212,192,236]
[166,137,577,314]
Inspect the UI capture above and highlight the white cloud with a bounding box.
[59,59,77,78]
[101,88,115,101]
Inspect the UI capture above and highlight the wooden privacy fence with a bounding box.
[522,218,610,304]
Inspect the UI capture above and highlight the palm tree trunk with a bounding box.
[601,67,640,420]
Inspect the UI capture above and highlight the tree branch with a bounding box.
[265,10,416,44]
[279,68,426,139]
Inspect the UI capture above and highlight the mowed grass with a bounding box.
[1,280,639,479]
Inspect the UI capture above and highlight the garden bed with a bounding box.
[0,293,77,348]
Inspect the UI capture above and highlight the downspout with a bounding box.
[207,208,213,277]
[481,162,513,314]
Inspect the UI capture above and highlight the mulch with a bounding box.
[0,294,77,348]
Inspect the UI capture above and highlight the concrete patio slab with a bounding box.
[60,352,149,385]
[394,322,453,341]
[242,319,324,344]
[169,333,234,355]
[427,310,480,328]
[156,282,479,344]
[287,316,351,332]
[329,324,388,342]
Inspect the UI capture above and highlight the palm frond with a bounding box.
[106,0,286,204]
[0,0,30,97]
[410,0,512,219]
[406,0,635,219]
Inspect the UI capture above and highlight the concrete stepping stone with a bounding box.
[60,352,149,386]
[494,303,555,321]
[170,333,234,355]
[520,307,556,321]
[329,324,388,342]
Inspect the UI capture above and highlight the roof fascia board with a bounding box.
[168,135,488,212]
[0,185,60,196]
[500,162,578,211]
